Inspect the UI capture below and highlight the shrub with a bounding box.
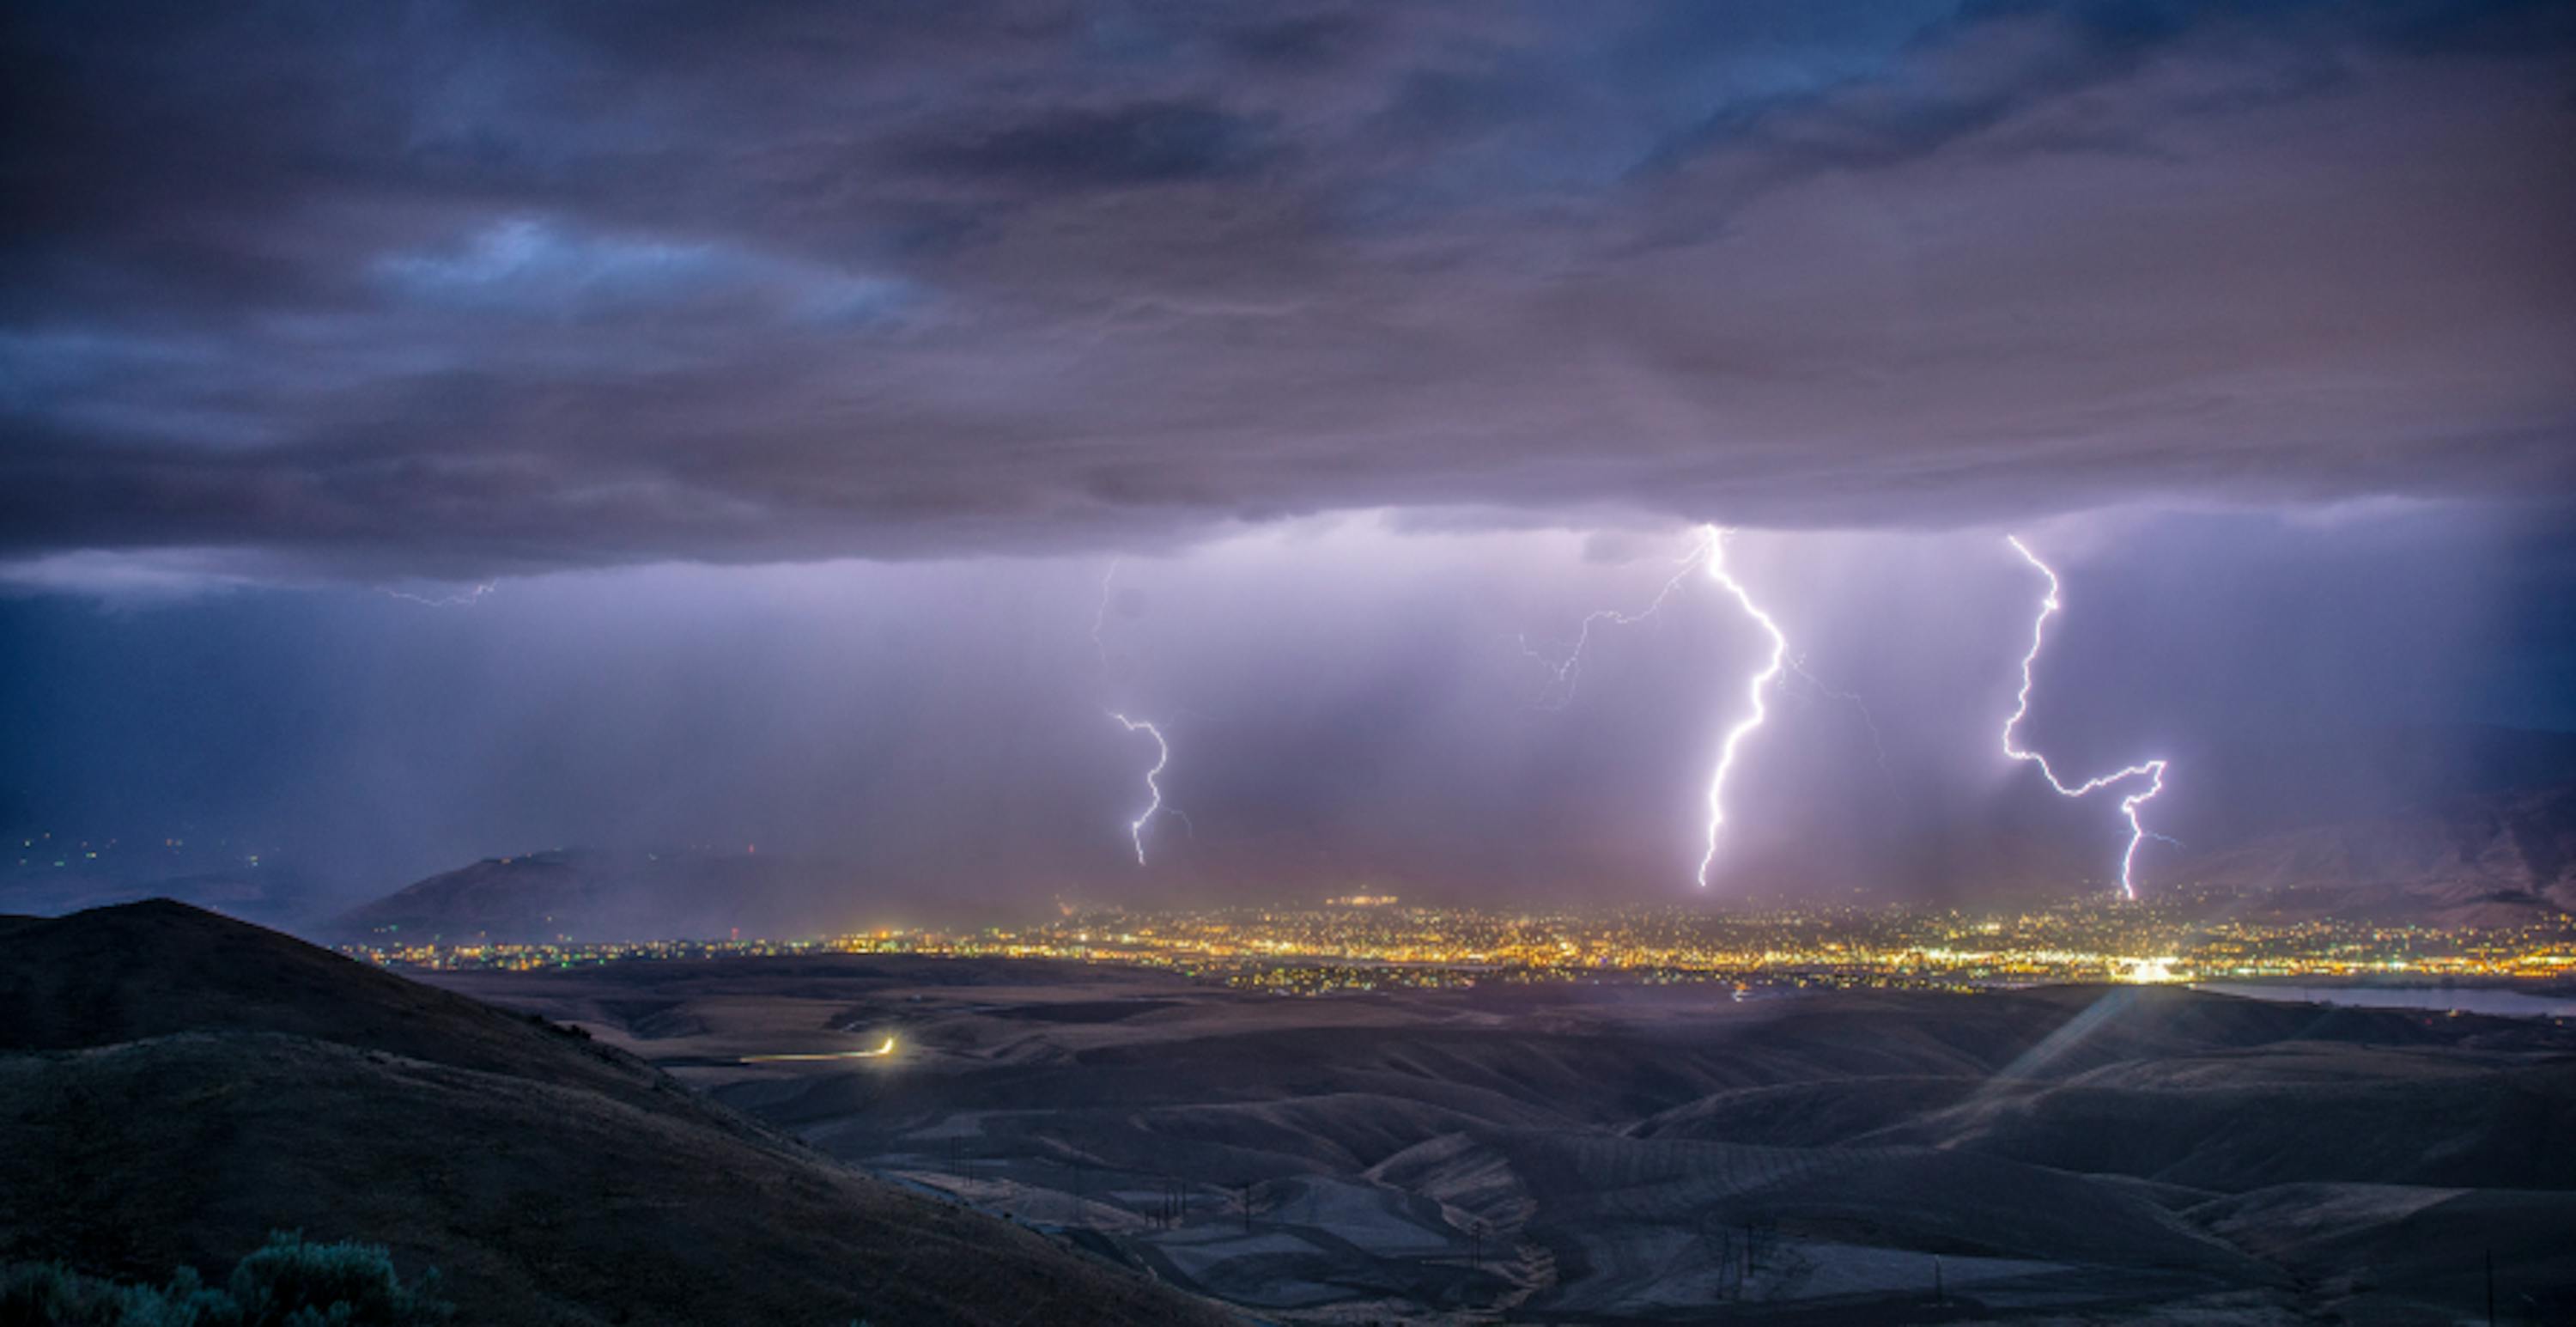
[223,1233,449,1326]
[0,1233,448,1327]
[0,1261,140,1326]
[0,1260,227,1326]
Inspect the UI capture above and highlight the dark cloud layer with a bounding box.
[4,0,2573,580]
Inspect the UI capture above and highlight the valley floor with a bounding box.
[428,959,2576,1324]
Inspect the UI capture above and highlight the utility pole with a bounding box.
[2485,1248,2494,1327]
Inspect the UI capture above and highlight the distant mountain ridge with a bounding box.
[324,729,2576,940]
[2183,782,2576,925]
[2166,723,2576,846]
[332,847,861,943]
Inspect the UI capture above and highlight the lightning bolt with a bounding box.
[2001,535,2170,899]
[1091,558,1121,670]
[1096,563,1188,863]
[1109,711,1181,865]
[380,582,495,608]
[1517,528,1718,708]
[1697,527,1789,888]
[1784,654,1892,775]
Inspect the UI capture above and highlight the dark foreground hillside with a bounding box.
[0,901,1236,1327]
[436,956,2576,1324]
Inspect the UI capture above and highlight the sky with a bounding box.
[3,2,2573,919]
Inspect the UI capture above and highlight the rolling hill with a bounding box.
[0,901,1236,1327]
[428,959,2576,1323]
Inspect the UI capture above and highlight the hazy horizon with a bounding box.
[8,505,2573,922]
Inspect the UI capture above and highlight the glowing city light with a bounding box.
[1698,527,1789,888]
[2001,535,2171,898]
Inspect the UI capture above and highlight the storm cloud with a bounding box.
[5,0,2572,581]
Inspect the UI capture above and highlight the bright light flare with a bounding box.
[2001,535,2171,898]
[1698,527,1789,888]
[742,1035,896,1063]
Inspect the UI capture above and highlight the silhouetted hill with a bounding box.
[0,901,1236,1326]
[0,898,736,1132]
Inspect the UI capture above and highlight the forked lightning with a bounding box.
[2001,536,2171,898]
